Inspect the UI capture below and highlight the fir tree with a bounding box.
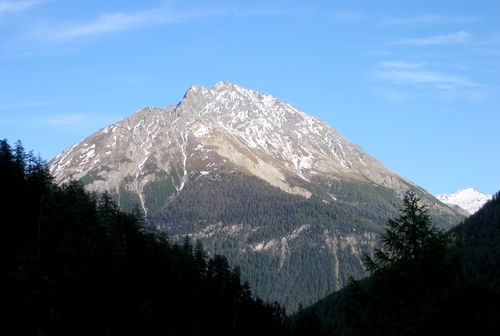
[346,191,459,335]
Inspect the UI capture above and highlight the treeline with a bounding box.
[0,140,288,336]
[294,192,500,335]
[153,173,395,236]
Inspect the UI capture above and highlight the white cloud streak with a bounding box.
[0,102,54,109]
[29,6,226,43]
[396,31,470,46]
[384,15,481,26]
[0,0,42,16]
[43,114,86,125]
[373,69,478,89]
[372,62,492,101]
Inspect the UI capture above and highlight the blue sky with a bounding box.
[1,0,499,195]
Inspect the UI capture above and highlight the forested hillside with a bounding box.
[0,140,288,336]
[450,193,500,291]
[150,172,391,309]
[295,192,500,335]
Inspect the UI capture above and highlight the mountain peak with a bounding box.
[436,188,492,214]
[182,81,260,109]
[457,187,482,194]
[185,81,247,95]
[211,80,236,90]
[182,84,208,99]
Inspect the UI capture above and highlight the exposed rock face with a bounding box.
[48,81,464,309]
[49,81,445,213]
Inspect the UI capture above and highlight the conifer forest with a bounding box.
[2,139,499,335]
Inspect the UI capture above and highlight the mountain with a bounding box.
[435,188,492,215]
[47,81,464,309]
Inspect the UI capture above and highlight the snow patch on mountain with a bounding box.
[435,188,492,214]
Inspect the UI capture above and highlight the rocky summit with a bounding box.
[48,81,464,309]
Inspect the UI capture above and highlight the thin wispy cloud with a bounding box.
[372,61,492,101]
[0,102,55,109]
[373,69,478,88]
[28,6,227,44]
[384,15,480,26]
[43,114,86,125]
[0,112,83,126]
[396,31,470,46]
[0,0,42,17]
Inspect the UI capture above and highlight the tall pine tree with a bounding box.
[346,191,459,335]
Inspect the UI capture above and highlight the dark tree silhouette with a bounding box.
[346,191,459,335]
[0,140,289,336]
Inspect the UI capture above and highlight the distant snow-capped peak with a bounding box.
[435,188,492,214]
